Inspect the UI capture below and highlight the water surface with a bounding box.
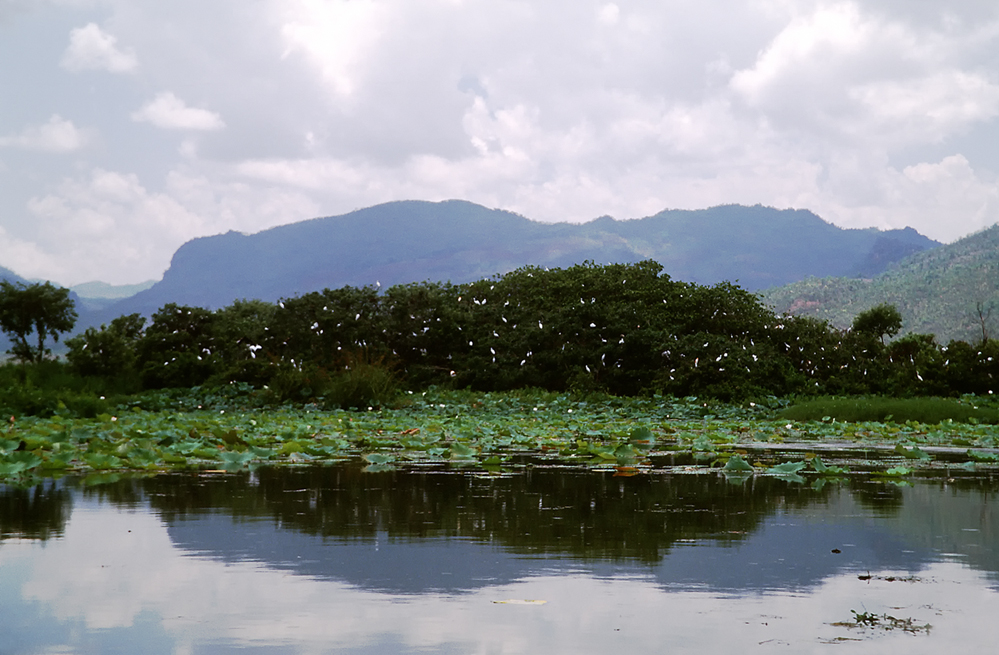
[1,466,997,653]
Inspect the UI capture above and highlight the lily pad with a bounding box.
[723,454,754,472]
[363,452,396,465]
[766,461,807,475]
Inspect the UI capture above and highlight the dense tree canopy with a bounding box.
[65,261,999,401]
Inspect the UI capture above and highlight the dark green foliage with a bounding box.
[0,281,77,364]
[852,303,903,344]
[381,281,462,387]
[939,339,999,396]
[49,259,999,404]
[421,262,783,399]
[136,304,218,389]
[267,286,386,368]
[0,361,112,418]
[261,351,399,409]
[65,313,145,386]
[779,396,999,424]
[207,300,278,385]
[882,333,947,396]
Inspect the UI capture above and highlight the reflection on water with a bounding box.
[1,465,997,653]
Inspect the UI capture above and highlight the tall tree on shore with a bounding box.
[0,281,77,364]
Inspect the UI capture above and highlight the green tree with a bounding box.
[210,299,278,385]
[851,303,903,345]
[0,281,77,364]
[65,313,146,379]
[135,304,217,388]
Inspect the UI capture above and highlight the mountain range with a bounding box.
[82,200,937,324]
[9,200,974,344]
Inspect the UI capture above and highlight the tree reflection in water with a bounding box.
[2,465,997,583]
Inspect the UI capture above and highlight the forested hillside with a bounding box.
[763,224,999,344]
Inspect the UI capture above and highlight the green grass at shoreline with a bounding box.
[778,396,999,424]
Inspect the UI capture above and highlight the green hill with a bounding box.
[762,224,999,344]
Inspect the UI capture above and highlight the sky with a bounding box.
[2,0,999,286]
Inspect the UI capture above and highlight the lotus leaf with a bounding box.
[967,449,999,462]
[219,451,255,469]
[0,438,21,453]
[449,443,477,459]
[723,455,754,472]
[810,457,849,475]
[766,461,807,475]
[894,445,931,460]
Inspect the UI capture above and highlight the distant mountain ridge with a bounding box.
[0,266,28,285]
[90,200,939,323]
[762,223,999,344]
[71,280,157,300]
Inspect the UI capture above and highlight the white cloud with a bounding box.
[279,0,389,98]
[4,0,999,285]
[24,168,204,283]
[851,70,999,141]
[131,92,225,131]
[731,3,872,102]
[60,22,137,73]
[237,157,370,191]
[0,224,61,281]
[846,155,999,240]
[598,3,620,26]
[19,166,317,285]
[728,1,999,146]
[0,114,89,152]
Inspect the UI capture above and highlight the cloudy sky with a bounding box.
[2,0,999,286]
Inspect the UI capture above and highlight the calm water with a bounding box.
[1,465,998,654]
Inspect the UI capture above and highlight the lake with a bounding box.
[2,464,997,653]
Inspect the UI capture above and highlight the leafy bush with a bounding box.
[323,353,399,409]
[65,313,145,390]
[0,362,112,418]
[261,351,399,409]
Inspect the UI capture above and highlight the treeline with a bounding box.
[62,261,998,404]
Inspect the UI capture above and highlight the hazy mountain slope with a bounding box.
[578,206,935,288]
[0,266,28,284]
[85,199,938,322]
[762,224,999,344]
